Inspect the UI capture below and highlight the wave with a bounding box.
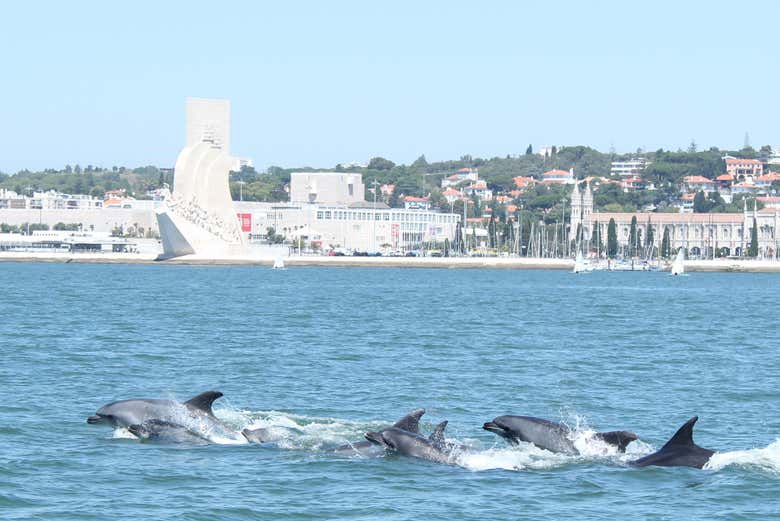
[111,408,780,477]
[705,439,780,474]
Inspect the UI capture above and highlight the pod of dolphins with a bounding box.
[87,390,717,469]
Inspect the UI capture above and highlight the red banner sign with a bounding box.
[237,213,252,232]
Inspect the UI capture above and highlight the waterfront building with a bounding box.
[571,182,779,258]
[0,230,138,253]
[235,200,459,252]
[0,188,159,236]
[235,171,458,252]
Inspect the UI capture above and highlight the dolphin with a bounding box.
[483,415,637,455]
[629,416,715,469]
[127,419,210,444]
[87,390,244,443]
[365,425,455,464]
[241,426,304,444]
[332,408,426,456]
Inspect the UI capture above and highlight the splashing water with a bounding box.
[457,444,572,471]
[705,439,780,474]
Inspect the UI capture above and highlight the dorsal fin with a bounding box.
[429,420,448,446]
[393,409,425,433]
[184,391,223,416]
[662,416,699,448]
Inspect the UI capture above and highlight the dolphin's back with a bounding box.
[498,416,577,454]
[97,399,181,426]
[629,417,715,469]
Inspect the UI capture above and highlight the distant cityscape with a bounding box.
[1,101,778,260]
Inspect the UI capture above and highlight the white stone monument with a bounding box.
[156,97,248,259]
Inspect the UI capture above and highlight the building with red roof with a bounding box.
[725,158,763,180]
[683,175,716,192]
[541,168,575,184]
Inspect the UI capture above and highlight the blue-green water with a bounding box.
[1,263,779,520]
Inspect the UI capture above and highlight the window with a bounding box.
[317,211,323,219]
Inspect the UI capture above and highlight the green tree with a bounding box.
[607,218,618,258]
[628,216,638,256]
[693,190,709,213]
[660,227,671,258]
[645,217,654,248]
[411,155,428,168]
[367,157,395,170]
[525,144,533,155]
[388,187,400,208]
[748,217,759,257]
[590,221,603,254]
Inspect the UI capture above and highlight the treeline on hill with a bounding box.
[2,145,775,223]
[0,165,171,198]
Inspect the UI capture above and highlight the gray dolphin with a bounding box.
[241,426,304,443]
[483,415,637,454]
[364,425,455,464]
[629,416,715,469]
[127,419,210,444]
[87,390,244,443]
[332,408,426,456]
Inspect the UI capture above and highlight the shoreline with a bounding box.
[1,251,780,272]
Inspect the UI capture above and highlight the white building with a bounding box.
[611,158,649,177]
[441,168,479,188]
[235,200,459,253]
[290,172,365,205]
[236,171,459,252]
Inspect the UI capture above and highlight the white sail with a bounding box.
[573,251,586,273]
[670,249,684,276]
[272,256,285,270]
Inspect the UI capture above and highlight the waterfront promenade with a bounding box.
[2,251,780,272]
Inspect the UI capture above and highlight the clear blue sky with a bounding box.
[1,1,777,173]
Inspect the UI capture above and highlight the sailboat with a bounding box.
[272,256,286,270]
[670,249,684,276]
[572,250,588,274]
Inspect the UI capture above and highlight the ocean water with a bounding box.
[1,262,778,520]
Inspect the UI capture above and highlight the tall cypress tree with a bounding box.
[628,216,638,256]
[646,217,654,248]
[607,218,618,258]
[748,217,759,257]
[661,227,670,258]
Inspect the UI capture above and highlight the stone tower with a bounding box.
[569,181,581,242]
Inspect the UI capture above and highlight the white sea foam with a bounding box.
[457,444,571,471]
[112,427,138,439]
[704,439,780,474]
[239,410,379,451]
